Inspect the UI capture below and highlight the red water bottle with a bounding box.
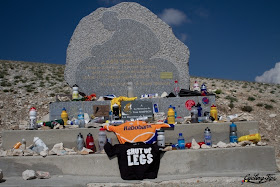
[86,133,95,152]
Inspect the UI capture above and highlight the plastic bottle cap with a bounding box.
[211,104,216,107]
[175,80,178,83]
[62,107,66,111]
[179,133,182,136]
[30,107,36,111]
[100,128,106,131]
[205,127,211,132]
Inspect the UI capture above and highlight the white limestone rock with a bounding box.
[161,92,168,98]
[0,169,3,181]
[191,139,200,150]
[12,149,23,156]
[40,150,48,157]
[216,141,227,148]
[269,114,277,118]
[36,171,51,179]
[0,150,7,157]
[201,144,211,149]
[238,141,252,146]
[257,141,267,146]
[22,170,36,180]
[84,113,90,124]
[23,149,34,156]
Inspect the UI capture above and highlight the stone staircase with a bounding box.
[0,121,278,178]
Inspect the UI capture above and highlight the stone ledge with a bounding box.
[0,146,277,177]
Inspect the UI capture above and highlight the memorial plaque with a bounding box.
[65,2,190,97]
[121,100,153,120]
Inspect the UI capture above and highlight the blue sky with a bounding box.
[0,0,279,83]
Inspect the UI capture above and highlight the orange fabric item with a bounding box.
[103,121,174,144]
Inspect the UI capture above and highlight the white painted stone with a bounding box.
[22,170,36,180]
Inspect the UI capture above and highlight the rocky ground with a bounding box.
[0,59,279,158]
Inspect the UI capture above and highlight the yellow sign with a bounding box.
[160,72,173,79]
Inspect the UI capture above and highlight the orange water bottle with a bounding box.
[210,104,218,121]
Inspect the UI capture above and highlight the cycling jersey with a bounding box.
[103,121,174,144]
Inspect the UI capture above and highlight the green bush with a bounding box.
[241,105,253,113]
[215,89,222,94]
[264,104,273,110]
[270,99,276,103]
[228,102,234,109]
[225,95,238,103]
[50,93,56,97]
[270,90,275,94]
[248,96,255,101]
[256,103,263,107]
[14,75,22,79]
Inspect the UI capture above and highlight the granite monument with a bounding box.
[65,2,190,97]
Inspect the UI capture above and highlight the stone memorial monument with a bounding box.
[65,2,190,97]
[50,2,215,121]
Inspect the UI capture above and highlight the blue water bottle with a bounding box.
[229,122,238,143]
[196,103,202,117]
[204,127,212,146]
[178,133,185,149]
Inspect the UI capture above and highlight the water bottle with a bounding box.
[98,128,107,151]
[229,122,238,143]
[204,127,212,146]
[86,133,95,152]
[193,81,200,91]
[61,107,68,126]
[21,138,26,150]
[167,105,175,124]
[174,80,180,97]
[191,106,198,123]
[76,133,85,151]
[29,107,37,130]
[112,104,120,120]
[177,133,185,149]
[196,103,202,117]
[109,111,113,121]
[201,83,208,96]
[127,82,134,98]
[157,129,165,148]
[210,104,218,121]
[72,85,79,100]
[33,137,48,153]
[77,108,85,128]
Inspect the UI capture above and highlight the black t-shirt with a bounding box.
[104,142,161,180]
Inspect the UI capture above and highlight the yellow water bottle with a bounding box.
[167,105,175,124]
[210,104,218,121]
[61,107,68,125]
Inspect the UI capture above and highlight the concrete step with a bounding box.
[0,146,277,178]
[2,121,259,151]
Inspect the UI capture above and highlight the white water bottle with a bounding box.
[29,107,37,130]
[157,129,165,148]
[98,128,107,151]
[72,85,79,99]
